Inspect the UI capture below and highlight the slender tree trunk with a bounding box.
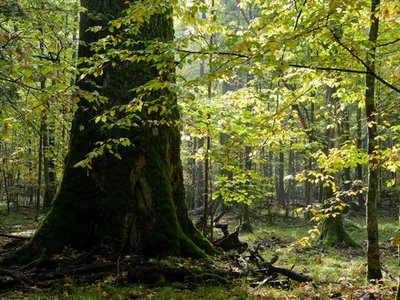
[365,0,382,281]
[201,0,214,237]
[2,171,10,214]
[43,103,56,208]
[276,151,286,210]
[202,135,210,236]
[241,146,253,232]
[342,108,353,211]
[27,139,35,206]
[195,137,205,208]
[356,106,365,211]
[288,149,294,218]
[36,110,44,217]
[304,156,312,219]
[35,17,47,216]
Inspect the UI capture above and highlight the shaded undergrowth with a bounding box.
[0,209,398,299]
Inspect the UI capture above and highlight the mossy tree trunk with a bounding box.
[11,0,214,264]
[318,86,357,247]
[319,185,358,247]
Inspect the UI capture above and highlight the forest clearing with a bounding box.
[1,0,400,299]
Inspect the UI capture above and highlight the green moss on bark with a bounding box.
[319,215,360,248]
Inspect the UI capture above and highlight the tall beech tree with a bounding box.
[365,0,382,281]
[9,0,213,263]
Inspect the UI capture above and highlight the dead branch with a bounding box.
[245,246,312,284]
[0,233,31,240]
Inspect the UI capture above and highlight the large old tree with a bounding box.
[10,0,213,263]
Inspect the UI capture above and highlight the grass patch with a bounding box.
[0,210,38,230]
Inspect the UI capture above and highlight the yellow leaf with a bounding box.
[390,236,400,247]
[237,41,250,53]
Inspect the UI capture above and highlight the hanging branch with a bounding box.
[329,29,400,94]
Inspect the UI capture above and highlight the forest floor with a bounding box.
[0,208,398,299]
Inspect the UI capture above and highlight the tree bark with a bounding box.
[6,0,213,265]
[365,0,382,281]
[241,146,253,232]
[319,183,358,247]
[276,151,285,209]
[43,103,56,209]
[356,106,365,211]
[202,135,210,237]
[287,149,294,218]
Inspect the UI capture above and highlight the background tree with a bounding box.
[0,0,77,212]
[177,0,400,274]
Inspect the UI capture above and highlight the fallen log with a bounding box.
[255,265,312,283]
[0,233,31,240]
[271,266,312,283]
